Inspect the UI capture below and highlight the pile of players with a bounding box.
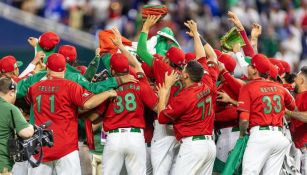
[0,11,306,175]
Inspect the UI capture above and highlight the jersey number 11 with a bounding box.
[35,95,55,113]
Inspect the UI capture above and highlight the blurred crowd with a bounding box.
[3,0,307,72]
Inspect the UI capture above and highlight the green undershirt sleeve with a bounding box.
[83,55,100,81]
[137,32,154,67]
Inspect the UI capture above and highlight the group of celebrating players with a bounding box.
[0,10,306,175]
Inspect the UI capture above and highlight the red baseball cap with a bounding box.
[269,58,285,75]
[269,63,278,80]
[110,53,129,73]
[166,47,185,66]
[39,32,60,51]
[0,56,23,73]
[46,53,66,72]
[214,49,222,58]
[58,45,77,63]
[251,54,271,74]
[279,60,291,73]
[218,54,236,72]
[185,52,196,62]
[76,65,87,75]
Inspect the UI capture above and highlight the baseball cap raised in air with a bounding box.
[251,54,271,74]
[38,32,60,51]
[0,56,23,73]
[46,53,66,72]
[110,53,129,73]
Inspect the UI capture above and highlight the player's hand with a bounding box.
[227,11,244,31]
[217,61,226,72]
[119,74,138,84]
[142,15,161,33]
[27,37,38,47]
[217,91,232,103]
[32,51,45,65]
[107,90,117,98]
[251,23,262,38]
[110,27,123,48]
[184,20,199,37]
[156,83,166,97]
[233,43,241,53]
[164,70,179,88]
[95,48,101,57]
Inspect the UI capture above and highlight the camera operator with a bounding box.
[0,77,34,175]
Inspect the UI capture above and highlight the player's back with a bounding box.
[103,80,157,132]
[171,82,214,140]
[28,77,92,161]
[242,79,295,128]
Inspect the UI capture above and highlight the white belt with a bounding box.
[107,127,143,134]
[250,126,282,133]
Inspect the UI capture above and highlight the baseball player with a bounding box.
[287,66,307,174]
[157,60,218,175]
[156,19,218,175]
[27,53,117,175]
[95,52,157,175]
[137,15,185,175]
[214,53,243,172]
[238,54,296,175]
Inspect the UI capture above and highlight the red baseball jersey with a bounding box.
[152,54,183,98]
[27,77,93,162]
[237,79,296,128]
[98,73,158,132]
[290,91,307,148]
[158,62,218,140]
[215,70,244,129]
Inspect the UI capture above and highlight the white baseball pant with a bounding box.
[216,127,240,162]
[146,144,153,175]
[171,136,216,175]
[28,150,81,175]
[151,121,178,175]
[302,148,307,175]
[243,126,290,175]
[12,161,28,175]
[91,154,102,175]
[102,128,146,175]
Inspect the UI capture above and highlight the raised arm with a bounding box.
[137,15,160,67]
[228,11,255,57]
[200,35,217,63]
[83,48,102,81]
[111,27,143,73]
[250,23,262,54]
[185,20,206,60]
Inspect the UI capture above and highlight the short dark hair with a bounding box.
[259,73,269,79]
[301,66,307,77]
[185,60,204,82]
[0,77,15,94]
[284,72,296,84]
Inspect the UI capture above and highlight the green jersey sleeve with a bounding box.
[137,32,154,67]
[83,56,101,81]
[35,44,56,63]
[17,71,47,99]
[64,72,118,94]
